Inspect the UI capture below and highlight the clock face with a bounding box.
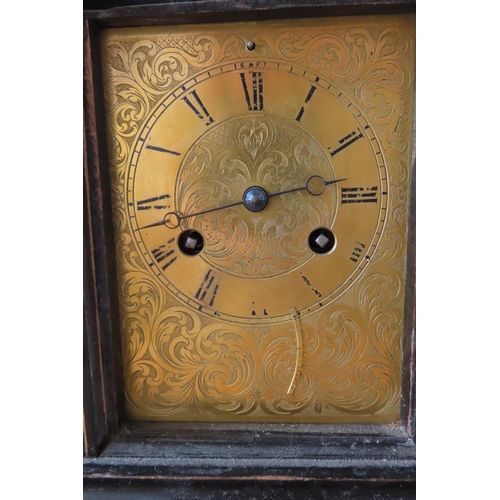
[101,15,415,422]
[131,64,387,324]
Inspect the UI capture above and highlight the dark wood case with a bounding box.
[83,1,416,497]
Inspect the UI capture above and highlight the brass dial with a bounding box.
[131,64,386,323]
[102,15,415,422]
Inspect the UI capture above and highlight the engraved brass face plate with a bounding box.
[101,14,415,423]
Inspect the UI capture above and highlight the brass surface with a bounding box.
[101,14,415,422]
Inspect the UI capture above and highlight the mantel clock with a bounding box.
[99,13,415,424]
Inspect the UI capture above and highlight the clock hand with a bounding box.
[137,199,245,230]
[137,176,347,231]
[268,175,347,199]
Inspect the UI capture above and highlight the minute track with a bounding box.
[127,61,388,325]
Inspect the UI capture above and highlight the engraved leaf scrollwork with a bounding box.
[176,116,336,278]
[273,26,413,156]
[124,306,258,418]
[102,35,220,156]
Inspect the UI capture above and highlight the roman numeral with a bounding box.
[136,193,171,211]
[341,186,378,204]
[195,270,220,306]
[240,72,264,111]
[152,244,177,270]
[295,85,317,122]
[329,130,364,157]
[350,242,367,262]
[182,90,214,126]
[145,145,181,156]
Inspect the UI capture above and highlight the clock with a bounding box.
[100,13,415,423]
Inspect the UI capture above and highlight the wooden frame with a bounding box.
[83,1,415,496]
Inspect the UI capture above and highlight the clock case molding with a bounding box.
[83,0,416,495]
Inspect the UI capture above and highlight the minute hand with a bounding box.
[137,176,347,231]
[268,175,347,199]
